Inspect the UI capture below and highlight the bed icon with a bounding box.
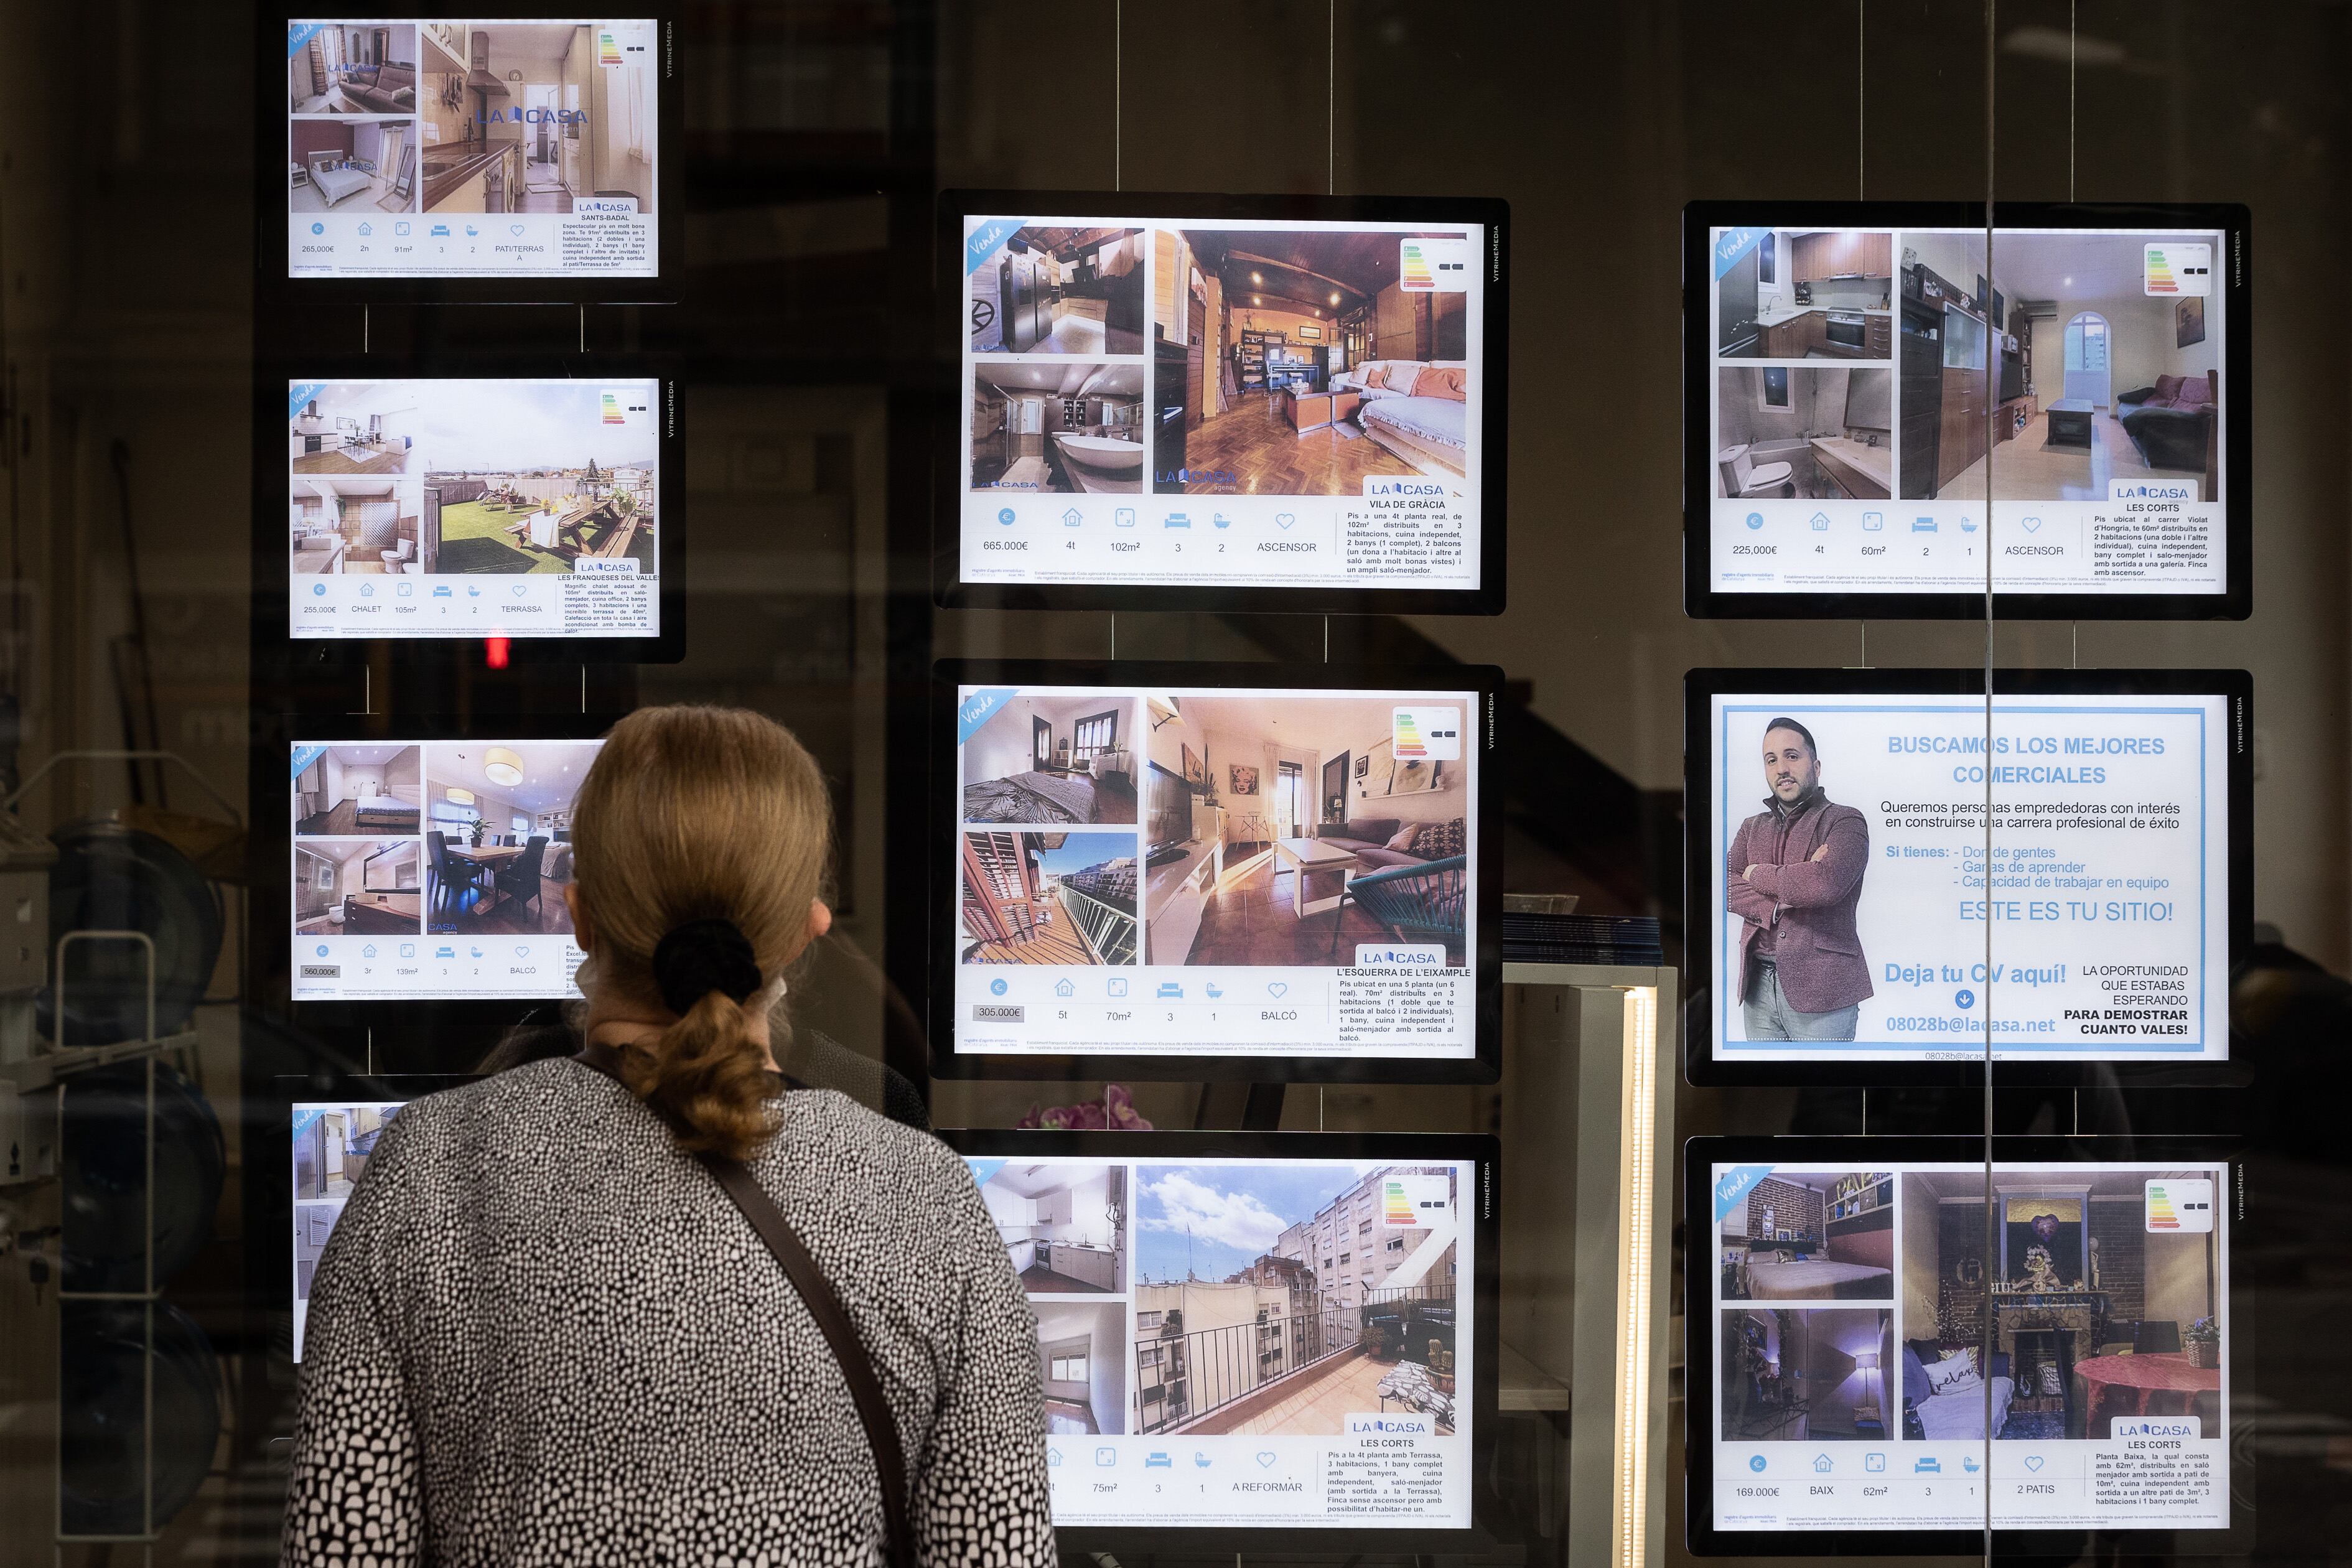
[1156,982,1183,999]
[1145,1452,1173,1469]
[1914,1457,1941,1473]
[1912,516,1937,533]
[433,584,452,597]
[1164,513,1190,529]
[430,224,450,238]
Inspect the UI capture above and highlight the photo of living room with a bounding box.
[1898,1168,2222,1441]
[1713,368,1892,501]
[1132,1163,1459,1438]
[287,24,418,114]
[1720,1170,1895,1302]
[294,839,423,938]
[291,118,416,213]
[1139,693,1468,968]
[976,1161,1126,1294]
[421,742,593,938]
[1030,1303,1127,1435]
[294,744,422,836]
[1152,227,1470,496]
[970,226,1146,355]
[418,23,654,217]
[959,830,1137,966]
[1901,231,2221,503]
[290,477,424,578]
[969,362,1143,493]
[961,693,1138,825]
[291,385,418,475]
[1720,1307,1896,1441]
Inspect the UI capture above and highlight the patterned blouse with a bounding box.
[285,1058,1055,1566]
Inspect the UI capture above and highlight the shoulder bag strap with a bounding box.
[573,1045,917,1568]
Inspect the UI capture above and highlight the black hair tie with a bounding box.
[650,918,763,1017]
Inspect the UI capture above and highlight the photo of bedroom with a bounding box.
[969,362,1144,493]
[976,1161,1126,1294]
[290,477,424,577]
[971,226,1146,355]
[1898,1168,2222,1442]
[294,839,422,937]
[959,830,1138,966]
[291,118,417,213]
[418,24,654,217]
[1713,229,1894,358]
[1720,1170,1895,1302]
[294,744,422,836]
[1132,1164,1459,1438]
[287,24,418,114]
[291,385,418,475]
[421,742,593,937]
[1714,368,1892,501]
[961,693,1137,824]
[1031,1303,1127,1435]
[1152,227,1469,496]
[1721,1307,1895,1442]
[1139,693,1468,967]
[1901,231,2220,503]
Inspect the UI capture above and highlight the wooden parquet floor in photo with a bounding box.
[1164,396,1421,496]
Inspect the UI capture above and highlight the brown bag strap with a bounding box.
[573,1045,917,1568]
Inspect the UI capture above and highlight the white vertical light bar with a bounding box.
[1613,984,1660,1568]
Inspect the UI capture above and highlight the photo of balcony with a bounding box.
[959,829,1138,966]
[1132,1163,1460,1439]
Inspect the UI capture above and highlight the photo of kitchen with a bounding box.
[418,22,654,216]
[291,385,419,475]
[974,1160,1127,1294]
[969,362,1143,493]
[290,118,416,213]
[969,225,1146,356]
[294,839,423,938]
[421,741,594,938]
[1714,367,1892,502]
[1900,231,2220,503]
[1153,226,1470,495]
[287,23,418,114]
[1715,228,1895,360]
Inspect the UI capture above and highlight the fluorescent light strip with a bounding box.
[1613,985,1659,1568]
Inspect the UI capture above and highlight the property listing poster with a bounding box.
[1709,693,2231,1062]
[958,213,1487,594]
[971,1154,1475,1531]
[951,683,1478,1062]
[1707,1160,2230,1534]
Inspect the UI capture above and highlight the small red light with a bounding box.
[485,635,510,668]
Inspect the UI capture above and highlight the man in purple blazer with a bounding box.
[1726,717,1872,1040]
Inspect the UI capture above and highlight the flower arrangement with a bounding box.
[2185,1316,2219,1369]
[1014,1084,1153,1131]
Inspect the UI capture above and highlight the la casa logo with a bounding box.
[477,106,589,126]
[1370,480,1445,497]
[1155,467,1236,485]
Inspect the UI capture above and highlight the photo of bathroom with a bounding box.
[969,225,1146,356]
[1714,366,1893,501]
[969,362,1144,493]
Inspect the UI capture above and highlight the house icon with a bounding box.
[1812,1454,1834,1473]
[1054,978,1075,997]
[1063,508,1083,527]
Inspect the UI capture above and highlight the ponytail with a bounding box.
[571,706,834,1161]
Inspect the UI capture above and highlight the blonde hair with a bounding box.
[571,706,833,1159]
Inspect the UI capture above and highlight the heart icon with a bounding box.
[510,224,525,236]
[1255,1452,1277,1469]
[2023,1455,2044,1472]
[2020,515,2043,533]
[515,945,530,958]
[1267,982,1288,998]
[1276,512,1296,530]
[511,584,528,597]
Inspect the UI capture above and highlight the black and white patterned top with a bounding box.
[286,1058,1055,1566]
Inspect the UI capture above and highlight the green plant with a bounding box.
[2185,1316,2218,1344]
